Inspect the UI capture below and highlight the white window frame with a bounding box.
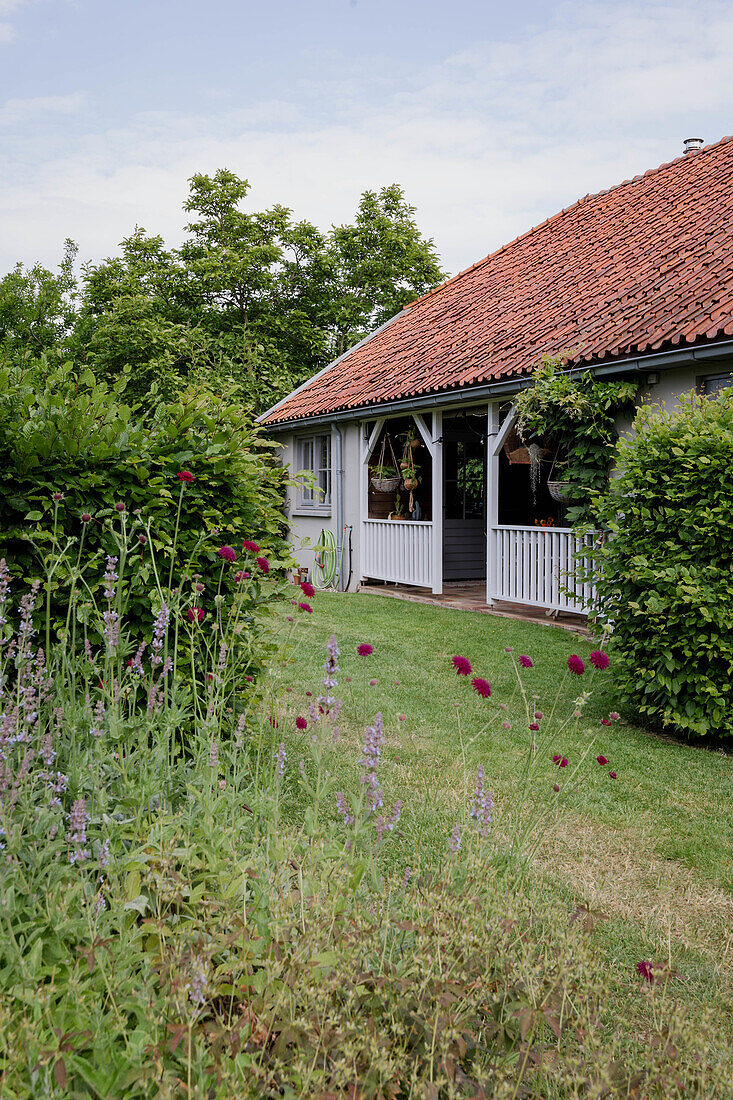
[294,432,332,515]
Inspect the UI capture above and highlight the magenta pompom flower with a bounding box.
[295,716,307,730]
[529,722,540,731]
[596,755,609,765]
[256,556,270,574]
[218,546,237,563]
[187,607,204,623]
[553,782,560,792]
[298,602,313,614]
[518,655,533,668]
[242,540,261,553]
[234,570,250,582]
[609,771,617,779]
[559,757,568,768]
[452,655,472,676]
[590,649,610,670]
[552,754,561,763]
[300,580,315,598]
[177,470,194,483]
[601,717,612,726]
[567,655,585,675]
[636,961,655,983]
[357,643,373,656]
[471,677,491,699]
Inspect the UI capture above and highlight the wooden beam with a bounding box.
[491,403,517,456]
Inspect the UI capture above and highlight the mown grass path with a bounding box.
[276,591,733,1023]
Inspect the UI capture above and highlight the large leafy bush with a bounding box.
[595,391,733,738]
[0,358,290,640]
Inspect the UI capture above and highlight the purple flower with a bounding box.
[518,655,533,668]
[298,602,313,614]
[218,545,237,563]
[335,791,355,826]
[567,655,585,675]
[177,470,194,483]
[256,556,270,574]
[529,722,540,731]
[301,581,315,598]
[470,765,493,837]
[609,771,617,779]
[242,540,261,553]
[471,676,491,699]
[151,603,168,667]
[636,961,655,983]
[275,742,286,782]
[590,649,610,670]
[596,755,609,765]
[187,606,205,623]
[448,825,462,853]
[357,643,373,656]
[67,798,90,864]
[452,655,472,676]
[295,715,307,730]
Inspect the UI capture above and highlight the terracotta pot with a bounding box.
[389,513,407,521]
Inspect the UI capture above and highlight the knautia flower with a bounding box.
[589,649,610,670]
[242,540,261,553]
[255,556,270,574]
[596,755,609,765]
[234,570,250,582]
[357,643,373,656]
[187,607,205,623]
[67,798,90,864]
[471,676,491,699]
[298,602,313,614]
[636,961,655,983]
[567,655,586,675]
[300,580,315,598]
[448,824,462,853]
[217,545,237,563]
[295,715,307,730]
[452,655,472,675]
[518,655,533,668]
[529,722,540,731]
[81,513,91,524]
[609,711,620,721]
[609,771,617,779]
[177,470,194,482]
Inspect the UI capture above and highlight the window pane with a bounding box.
[705,373,733,396]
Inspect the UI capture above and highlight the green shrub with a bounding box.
[594,391,733,738]
[0,358,291,641]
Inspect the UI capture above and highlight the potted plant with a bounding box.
[401,460,420,492]
[370,463,401,493]
[389,493,407,520]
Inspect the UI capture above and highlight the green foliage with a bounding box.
[594,391,733,739]
[0,358,291,641]
[0,239,78,360]
[67,172,445,411]
[0,560,727,1098]
[514,357,638,524]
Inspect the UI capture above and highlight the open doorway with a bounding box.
[442,412,486,581]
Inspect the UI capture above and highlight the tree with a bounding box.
[0,239,78,362]
[327,184,445,356]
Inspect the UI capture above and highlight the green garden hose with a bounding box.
[313,528,339,589]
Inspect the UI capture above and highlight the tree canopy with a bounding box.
[0,172,445,411]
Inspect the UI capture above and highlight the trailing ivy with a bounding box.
[513,357,637,524]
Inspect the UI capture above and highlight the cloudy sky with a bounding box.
[1,0,732,276]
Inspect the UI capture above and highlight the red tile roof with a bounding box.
[263,136,733,425]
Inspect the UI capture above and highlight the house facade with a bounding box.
[259,137,733,615]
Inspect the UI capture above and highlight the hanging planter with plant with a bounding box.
[370,432,402,493]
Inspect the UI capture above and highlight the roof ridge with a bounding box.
[406,134,733,312]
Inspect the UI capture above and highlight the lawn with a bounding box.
[276,591,733,1030]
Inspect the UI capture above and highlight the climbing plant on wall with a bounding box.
[513,356,638,524]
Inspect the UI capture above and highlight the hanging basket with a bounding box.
[371,475,401,493]
[547,479,577,503]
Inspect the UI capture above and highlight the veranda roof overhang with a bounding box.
[260,337,733,433]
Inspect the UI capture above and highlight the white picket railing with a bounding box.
[362,519,434,587]
[490,526,596,614]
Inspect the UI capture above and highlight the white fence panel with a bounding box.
[490,526,596,614]
[362,520,433,587]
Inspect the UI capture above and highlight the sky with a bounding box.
[1,0,732,277]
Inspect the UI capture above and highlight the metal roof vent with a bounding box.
[683,137,704,154]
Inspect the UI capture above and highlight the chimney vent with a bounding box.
[683,137,703,154]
